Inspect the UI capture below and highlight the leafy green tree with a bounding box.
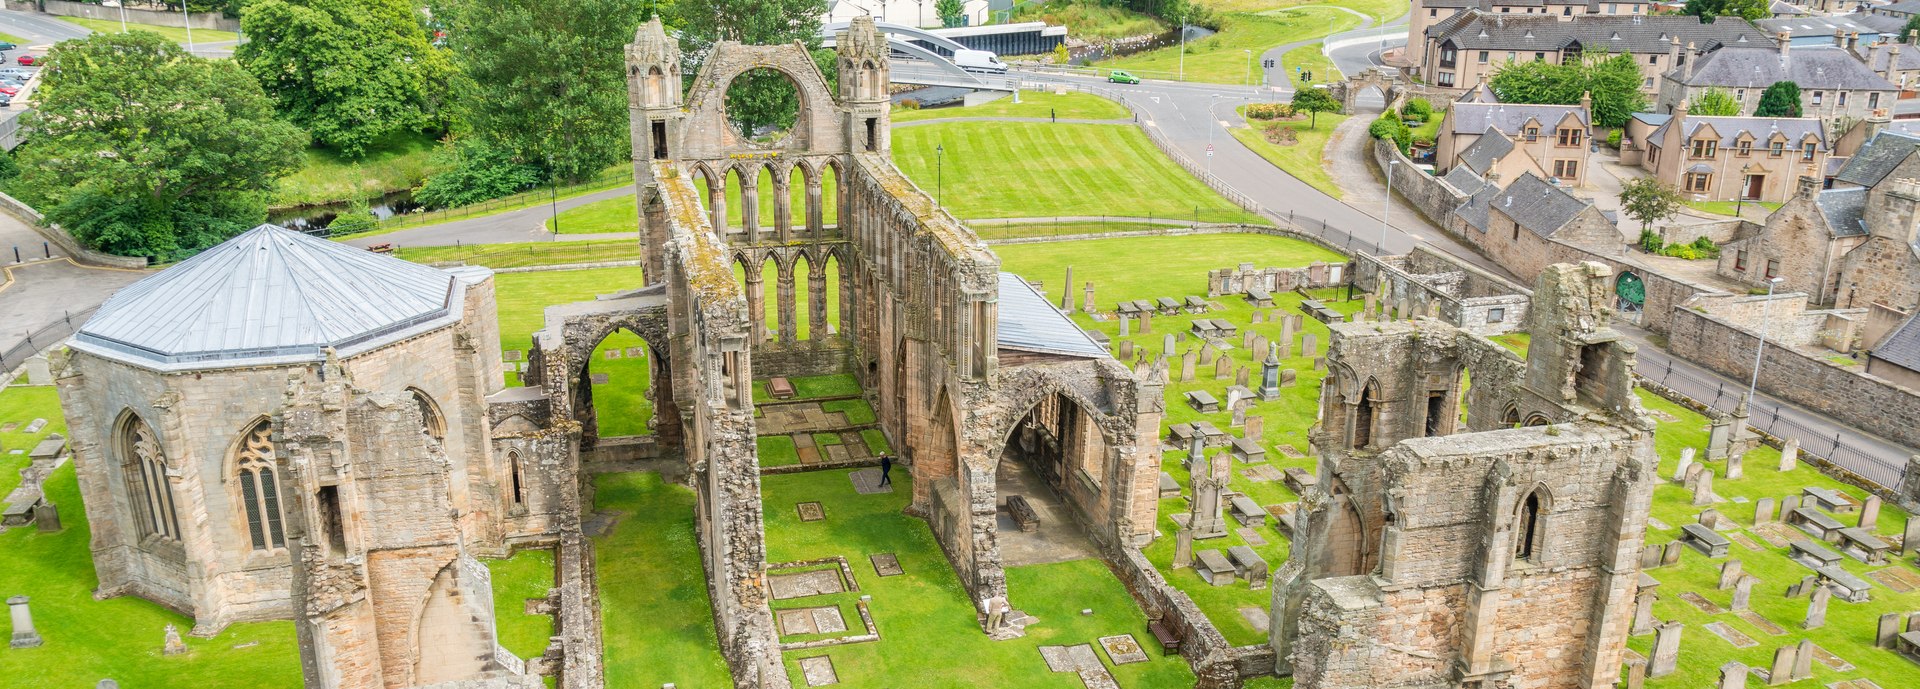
[1490,52,1646,127]
[1681,0,1769,22]
[1290,87,1340,129]
[1754,81,1802,117]
[1692,87,1741,116]
[1402,97,1433,121]
[1488,60,1582,105]
[236,0,454,157]
[15,32,305,258]
[413,137,544,209]
[1619,176,1684,235]
[1905,16,1920,43]
[671,0,832,139]
[435,0,646,182]
[1368,111,1412,153]
[937,0,966,27]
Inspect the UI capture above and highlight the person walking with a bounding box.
[878,454,893,487]
[1049,107,1056,123]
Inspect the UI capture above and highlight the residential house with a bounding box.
[1419,12,1769,91]
[1852,34,1920,92]
[1754,16,1890,46]
[1865,311,1920,389]
[1410,0,1654,53]
[1831,110,1920,158]
[1868,0,1920,19]
[1636,102,1830,204]
[1655,34,1899,124]
[1436,100,1595,186]
[1717,131,1920,311]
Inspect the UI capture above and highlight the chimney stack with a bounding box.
[1668,35,1681,71]
[1836,29,1847,49]
[1777,31,1791,58]
[1888,43,1902,82]
[1684,42,1697,80]
[1797,175,1820,200]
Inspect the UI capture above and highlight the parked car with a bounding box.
[0,85,20,96]
[1107,70,1140,85]
[16,55,41,66]
[0,94,12,108]
[0,43,16,52]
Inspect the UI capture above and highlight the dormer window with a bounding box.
[1803,142,1818,160]
[1690,138,1717,158]
[1735,138,1752,157]
[1526,127,1540,141]
[1557,128,1583,147]
[1769,140,1785,157]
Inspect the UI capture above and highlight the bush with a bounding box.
[1244,102,1294,120]
[1368,113,1412,154]
[1638,229,1720,260]
[1403,98,1432,121]
[898,99,921,110]
[325,208,379,236]
[413,137,544,209]
[1606,129,1622,148]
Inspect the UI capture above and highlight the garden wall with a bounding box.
[39,1,241,31]
[1110,548,1242,689]
[0,191,149,269]
[1666,306,1920,449]
[1370,138,1470,227]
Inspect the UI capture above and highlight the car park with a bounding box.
[16,55,41,66]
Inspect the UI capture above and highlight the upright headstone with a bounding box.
[1675,448,1696,482]
[1904,516,1920,557]
[1692,470,1715,507]
[1779,438,1799,472]
[1214,357,1232,379]
[1860,494,1881,529]
[33,503,59,532]
[1252,336,1270,363]
[1902,455,1920,509]
[1083,282,1096,313]
[1707,413,1736,461]
[1726,452,1744,480]
[1250,311,1264,324]
[1718,560,1743,590]
[1631,590,1658,635]
[1754,497,1776,524]
[8,596,40,649]
[1243,331,1257,348]
[1244,416,1263,441]
[1179,350,1198,382]
[1163,334,1177,356]
[1780,494,1801,516]
[1278,319,1295,357]
[1140,310,1152,333]
[1118,314,1131,337]
[97,681,119,689]
[163,623,186,656]
[1302,332,1318,358]
[1803,585,1830,629]
[1879,612,1903,649]
[1718,662,1748,689]
[1118,340,1134,360]
[1189,451,1231,539]
[1062,267,1074,311]
[1767,646,1794,686]
[1257,350,1283,401]
[1731,574,1756,612]
[1648,622,1683,677]
[1231,402,1248,428]
[1235,367,1250,388]
[1199,345,1215,366]
[1174,526,1195,568]
[1791,639,1814,681]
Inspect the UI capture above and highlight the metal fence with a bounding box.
[2,306,95,375]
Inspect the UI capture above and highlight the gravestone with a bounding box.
[1312,357,1325,370]
[1251,311,1264,324]
[1676,448,1696,481]
[8,596,40,649]
[1727,453,1744,480]
[1173,526,1194,568]
[1683,463,1704,488]
[163,623,186,656]
[1767,646,1794,686]
[1163,334,1177,356]
[1214,357,1232,379]
[33,503,59,532]
[1244,416,1263,441]
[1718,662,1748,689]
[1904,517,1920,557]
[1302,333,1317,358]
[1662,541,1684,566]
[1235,367,1250,388]
[1199,345,1215,366]
[1280,369,1297,387]
[870,553,904,577]
[1140,311,1152,333]
[1879,613,1903,649]
[98,681,118,689]
[797,502,826,522]
[1084,282,1096,313]
[1632,589,1657,635]
[1626,658,1648,689]
[1779,438,1799,472]
[1257,350,1282,401]
[799,655,839,686]
[1251,336,1269,363]
[1243,331,1256,348]
[1755,497,1776,524]
[1362,293,1376,319]
[1860,495,1881,529]
[1188,451,1231,539]
[1718,560,1743,590]
[23,355,50,385]
[1803,585,1831,629]
[1780,494,1800,517]
[1693,470,1715,507]
[1792,639,1813,681]
[1119,315,1131,337]
[1278,320,1294,357]
[1649,622,1683,677]
[1062,267,1074,310]
[1098,634,1149,665]
[1118,340,1134,360]
[1731,575,1756,612]
[1180,350,1198,382]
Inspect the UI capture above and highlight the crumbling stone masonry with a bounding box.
[1272,262,1657,689]
[1349,245,1531,335]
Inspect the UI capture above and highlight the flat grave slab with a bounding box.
[589,373,610,385]
[798,655,839,687]
[1236,527,1268,547]
[770,569,845,600]
[1704,621,1758,648]
[625,347,645,357]
[1195,549,1235,586]
[849,468,893,494]
[1099,634,1149,665]
[1809,644,1853,672]
[1827,680,1883,689]
[869,553,904,577]
[797,502,825,522]
[1868,566,1920,593]
[1737,611,1787,635]
[1241,465,1283,483]
[0,422,17,433]
[1275,444,1304,458]
[1678,591,1724,614]
[1159,472,1182,498]
[1729,533,1765,552]
[1039,644,1103,673]
[1239,606,1271,634]
[777,606,849,636]
[1752,522,1800,548]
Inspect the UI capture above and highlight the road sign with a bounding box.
[1206,144,1214,157]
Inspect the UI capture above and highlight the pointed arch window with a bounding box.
[410,388,445,439]
[509,450,526,508]
[122,415,182,543]
[234,422,287,551]
[1515,487,1549,563]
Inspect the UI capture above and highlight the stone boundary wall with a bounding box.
[1664,217,1753,247]
[1110,547,1241,689]
[1371,138,1470,229]
[38,1,242,31]
[553,533,605,688]
[1666,306,1920,450]
[753,341,855,378]
[0,191,149,269]
[1349,247,1530,336]
[983,223,1352,261]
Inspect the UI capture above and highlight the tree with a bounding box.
[1754,81,1802,117]
[1369,112,1412,154]
[435,0,646,182]
[1692,87,1741,116]
[936,0,966,27]
[236,0,453,157]
[1618,176,1684,236]
[14,32,305,259]
[671,0,832,138]
[1489,51,1647,127]
[1291,88,1340,129]
[412,137,544,209]
[1681,0,1769,22]
[1905,15,1920,43]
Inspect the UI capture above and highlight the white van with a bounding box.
[952,49,1008,75]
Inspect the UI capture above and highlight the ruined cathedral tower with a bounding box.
[1274,262,1657,689]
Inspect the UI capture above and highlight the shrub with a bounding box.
[413,137,544,209]
[1606,129,1622,148]
[899,99,921,110]
[1368,113,1411,153]
[1403,98,1432,121]
[1244,102,1294,120]
[326,208,379,236]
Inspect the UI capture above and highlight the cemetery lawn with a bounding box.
[594,472,735,688]
[1204,0,1408,22]
[891,122,1264,224]
[893,91,1129,122]
[493,266,647,385]
[761,469,1198,688]
[1626,390,1920,688]
[62,16,239,45]
[1093,8,1362,84]
[0,385,64,497]
[395,240,643,269]
[483,548,556,661]
[1231,108,1349,199]
[998,234,1354,645]
[1279,45,1342,87]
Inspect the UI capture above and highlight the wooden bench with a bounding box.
[1006,495,1039,533]
[767,377,797,399]
[366,242,395,253]
[1148,619,1181,655]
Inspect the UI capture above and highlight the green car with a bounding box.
[0,43,15,52]
[1107,70,1140,85]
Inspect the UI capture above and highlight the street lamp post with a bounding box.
[118,3,128,33]
[1381,159,1397,254]
[1746,276,1783,408]
[1243,49,1253,86]
[936,143,945,210]
[1177,13,1187,81]
[183,3,196,54]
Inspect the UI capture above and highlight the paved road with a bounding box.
[0,9,89,48]
[339,185,639,249]
[1,214,146,366]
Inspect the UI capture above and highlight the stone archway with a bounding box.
[1336,67,1400,113]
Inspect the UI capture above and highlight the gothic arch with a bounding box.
[407,387,446,440]
[1514,483,1555,562]
[678,42,846,156]
[977,368,1131,471]
[116,409,182,544]
[228,417,288,553]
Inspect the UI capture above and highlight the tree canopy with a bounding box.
[1754,81,1802,117]
[670,0,833,138]
[236,0,453,157]
[1618,176,1683,234]
[1489,51,1647,127]
[16,32,305,259]
[1691,87,1741,116]
[937,0,966,27]
[434,0,647,182]
[1680,0,1770,22]
[1290,88,1340,128]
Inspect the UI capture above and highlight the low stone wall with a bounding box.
[553,533,606,689]
[40,1,242,31]
[1665,218,1753,247]
[1110,547,1242,689]
[0,191,148,269]
[983,223,1352,262]
[1371,138,1469,228]
[1667,306,1920,450]
[754,341,855,378]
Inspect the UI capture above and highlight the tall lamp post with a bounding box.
[1177,11,1187,81]
[936,143,945,210]
[183,3,196,54]
[1243,49,1253,86]
[1381,159,1397,255]
[1746,276,1783,408]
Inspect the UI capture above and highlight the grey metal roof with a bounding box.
[1815,186,1870,237]
[1874,310,1920,372]
[1490,172,1593,237]
[73,224,465,370]
[1458,128,1516,174]
[1449,103,1589,135]
[995,272,1108,359]
[1834,130,1920,187]
[1649,115,1828,147]
[1675,45,1898,91]
[1428,11,1768,53]
[1854,12,1912,35]
[1755,15,1888,39]
[1769,1,1807,16]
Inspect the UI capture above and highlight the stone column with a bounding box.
[808,262,829,338]
[1061,266,1074,311]
[8,596,41,648]
[1257,349,1283,401]
[806,178,825,237]
[1648,622,1683,677]
[739,173,761,242]
[772,175,793,243]
[709,174,728,233]
[745,270,768,342]
[777,261,798,343]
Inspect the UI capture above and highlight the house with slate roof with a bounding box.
[1632,102,1830,204]
[1408,0,1654,58]
[1450,171,1624,277]
[1655,34,1899,125]
[1866,310,1920,389]
[1436,99,1594,185]
[1831,109,1920,159]
[1717,130,1920,310]
[1419,11,1769,90]
[1755,15,1890,44]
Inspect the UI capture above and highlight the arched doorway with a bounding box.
[574,327,659,440]
[1615,270,1645,324]
[992,392,1101,569]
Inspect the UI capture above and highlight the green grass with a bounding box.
[1094,8,1362,84]
[968,220,1202,240]
[483,548,556,662]
[1279,44,1341,87]
[753,374,864,405]
[893,91,1129,122]
[0,30,26,45]
[1408,107,1444,144]
[493,266,649,387]
[1492,331,1531,356]
[731,258,843,341]
[1230,109,1349,199]
[759,435,801,467]
[395,240,642,269]
[892,122,1262,222]
[995,233,1342,299]
[761,469,1198,687]
[0,385,65,497]
[340,166,635,239]
[822,398,877,425]
[61,17,240,46]
[1009,0,1168,42]
[1686,200,1782,217]
[1236,0,1409,21]
[273,131,447,209]
[547,194,638,235]
[860,429,892,455]
[594,472,734,688]
[1827,355,1860,367]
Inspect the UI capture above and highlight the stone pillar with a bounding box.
[808,262,829,338]
[1860,494,1881,529]
[1803,585,1830,629]
[1648,622,1683,677]
[1083,282,1096,314]
[1780,438,1800,472]
[739,173,761,242]
[1257,349,1282,401]
[805,177,825,237]
[709,174,728,233]
[777,262,798,343]
[772,175,793,243]
[745,271,768,342]
[1719,662,1748,689]
[8,596,41,648]
[1061,267,1074,311]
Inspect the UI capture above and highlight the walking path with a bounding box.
[893,116,1133,128]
